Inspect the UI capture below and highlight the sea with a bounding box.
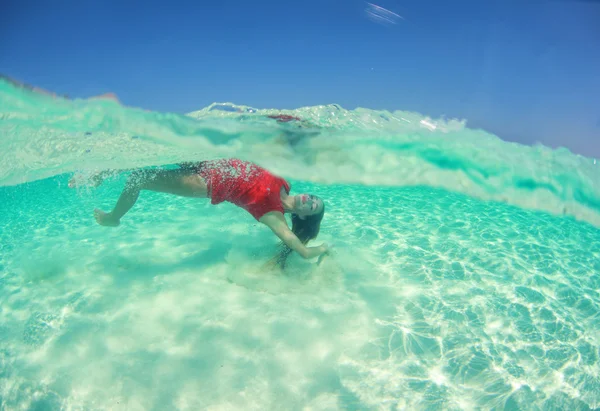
[1,79,600,410]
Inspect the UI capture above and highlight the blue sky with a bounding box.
[2,0,599,156]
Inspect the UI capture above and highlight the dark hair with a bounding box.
[273,198,326,269]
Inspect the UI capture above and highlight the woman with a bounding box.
[91,158,328,266]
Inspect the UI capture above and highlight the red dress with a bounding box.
[196,159,291,221]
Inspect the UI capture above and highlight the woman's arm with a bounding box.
[260,212,328,259]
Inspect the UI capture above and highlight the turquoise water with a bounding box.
[1,80,600,410]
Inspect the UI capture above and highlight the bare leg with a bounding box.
[95,168,208,227]
[69,169,122,188]
[73,161,203,189]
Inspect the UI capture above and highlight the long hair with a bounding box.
[273,200,326,269]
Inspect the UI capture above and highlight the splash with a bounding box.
[1,79,600,227]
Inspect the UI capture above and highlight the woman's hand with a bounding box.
[316,243,332,265]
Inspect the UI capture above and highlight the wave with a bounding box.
[2,78,600,227]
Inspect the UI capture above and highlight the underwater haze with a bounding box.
[1,80,600,410]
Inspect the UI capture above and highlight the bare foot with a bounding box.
[89,173,107,187]
[69,172,108,189]
[68,175,81,188]
[94,209,120,227]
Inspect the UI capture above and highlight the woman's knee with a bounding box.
[125,169,153,190]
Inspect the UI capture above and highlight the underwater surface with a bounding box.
[1,79,600,410]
